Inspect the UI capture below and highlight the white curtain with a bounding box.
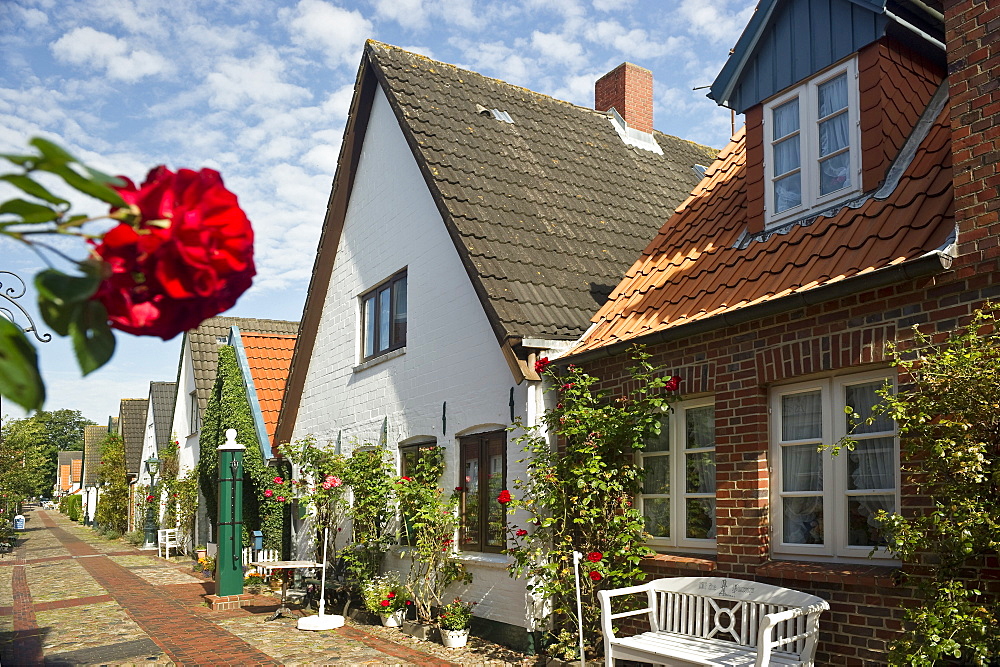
[818,74,850,194]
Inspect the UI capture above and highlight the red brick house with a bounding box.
[563,0,997,663]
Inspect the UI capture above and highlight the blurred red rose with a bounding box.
[516,529,528,537]
[664,375,682,392]
[587,551,602,563]
[497,489,512,504]
[91,166,255,340]
[589,571,602,581]
[534,357,550,374]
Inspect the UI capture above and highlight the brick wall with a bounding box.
[595,62,654,134]
[583,263,1000,663]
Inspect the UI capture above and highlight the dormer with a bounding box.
[709,0,946,234]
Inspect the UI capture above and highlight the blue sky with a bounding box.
[0,0,755,422]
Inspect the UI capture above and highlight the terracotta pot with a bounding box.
[440,627,469,648]
[196,549,207,559]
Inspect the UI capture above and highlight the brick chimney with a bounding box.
[595,63,654,134]
[945,0,1000,267]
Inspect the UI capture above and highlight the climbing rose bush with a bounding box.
[92,166,255,339]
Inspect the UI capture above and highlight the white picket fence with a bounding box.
[242,546,280,575]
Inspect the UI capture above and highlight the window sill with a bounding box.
[643,552,717,573]
[755,560,899,588]
[354,347,406,373]
[454,552,510,569]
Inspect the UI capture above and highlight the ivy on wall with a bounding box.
[96,433,129,535]
[197,345,282,549]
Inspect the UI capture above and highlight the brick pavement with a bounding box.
[1,505,538,666]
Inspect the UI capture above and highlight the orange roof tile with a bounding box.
[573,96,954,356]
[70,458,82,484]
[241,333,297,443]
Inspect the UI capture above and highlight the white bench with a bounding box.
[598,576,828,667]
[157,528,179,559]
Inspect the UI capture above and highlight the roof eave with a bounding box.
[564,249,953,366]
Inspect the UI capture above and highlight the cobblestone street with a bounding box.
[0,506,538,666]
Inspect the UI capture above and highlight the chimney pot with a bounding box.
[595,62,654,134]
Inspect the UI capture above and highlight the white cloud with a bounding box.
[18,7,49,28]
[583,20,685,60]
[374,0,428,29]
[454,39,533,86]
[50,27,170,82]
[676,0,755,46]
[429,0,482,31]
[282,0,373,68]
[591,0,631,10]
[531,31,586,68]
[204,48,312,112]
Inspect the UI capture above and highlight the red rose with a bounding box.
[276,496,285,502]
[273,476,283,484]
[91,166,255,340]
[497,489,512,504]
[381,600,390,607]
[455,487,464,493]
[664,375,682,392]
[406,600,412,606]
[516,529,528,537]
[264,489,274,498]
[388,592,396,599]
[587,551,602,563]
[146,494,155,502]
[534,357,550,374]
[561,383,575,390]
[589,571,602,582]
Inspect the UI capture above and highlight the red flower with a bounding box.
[406,600,413,606]
[589,571,602,582]
[276,496,285,502]
[264,489,274,498]
[497,489,512,504]
[388,592,396,599]
[454,486,464,493]
[273,476,283,484]
[92,166,255,340]
[380,600,390,607]
[561,383,575,390]
[396,476,412,484]
[516,529,528,537]
[587,551,602,563]
[146,494,155,502]
[534,357,550,374]
[664,375,682,392]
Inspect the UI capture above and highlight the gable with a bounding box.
[712,0,889,113]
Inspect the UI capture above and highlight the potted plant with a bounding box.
[195,544,207,559]
[361,574,409,627]
[244,571,264,594]
[438,598,476,648]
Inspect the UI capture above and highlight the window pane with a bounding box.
[646,414,670,452]
[782,496,824,544]
[847,495,893,546]
[773,135,800,176]
[642,454,670,494]
[643,498,670,538]
[685,452,716,493]
[462,457,480,547]
[378,288,391,352]
[486,453,504,548]
[774,172,801,213]
[772,98,799,139]
[818,112,849,157]
[393,278,407,347]
[685,406,715,449]
[845,381,893,434]
[818,74,848,118]
[364,296,375,358]
[848,437,895,490]
[782,444,823,492]
[781,391,822,440]
[686,498,716,539]
[819,149,850,195]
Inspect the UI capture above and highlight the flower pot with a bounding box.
[380,609,405,627]
[440,627,469,648]
[196,549,207,559]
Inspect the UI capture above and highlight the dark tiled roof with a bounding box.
[83,425,108,486]
[149,381,176,453]
[367,41,717,341]
[573,95,954,355]
[118,398,148,476]
[179,317,299,415]
[241,333,296,444]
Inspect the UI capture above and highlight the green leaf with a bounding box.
[0,152,35,166]
[36,268,102,337]
[35,162,126,207]
[0,316,45,411]
[29,137,77,165]
[83,165,127,189]
[0,174,69,206]
[69,300,115,375]
[0,198,59,224]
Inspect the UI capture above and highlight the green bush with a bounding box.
[62,494,82,521]
[125,530,144,546]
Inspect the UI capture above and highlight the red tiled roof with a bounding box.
[572,101,954,355]
[241,333,296,442]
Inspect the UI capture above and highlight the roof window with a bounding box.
[607,107,662,155]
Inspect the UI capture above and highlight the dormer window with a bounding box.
[764,58,860,226]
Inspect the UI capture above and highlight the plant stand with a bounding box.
[440,628,469,648]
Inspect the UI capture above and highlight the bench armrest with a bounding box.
[755,601,829,667]
[598,585,655,642]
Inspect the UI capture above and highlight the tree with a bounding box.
[0,409,95,496]
[847,306,1000,665]
[95,433,129,535]
[35,409,95,451]
[0,414,60,496]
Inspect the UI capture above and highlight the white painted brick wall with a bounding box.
[291,85,536,628]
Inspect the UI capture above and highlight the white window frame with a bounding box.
[770,369,899,563]
[638,398,717,553]
[763,57,861,227]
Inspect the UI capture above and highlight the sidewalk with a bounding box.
[0,505,537,666]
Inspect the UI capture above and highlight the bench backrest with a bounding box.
[647,577,825,654]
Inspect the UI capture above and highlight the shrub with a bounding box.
[62,494,82,522]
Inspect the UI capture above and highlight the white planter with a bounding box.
[440,627,469,648]
[380,609,405,627]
